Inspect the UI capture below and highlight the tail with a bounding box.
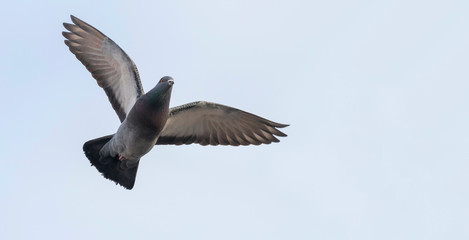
[83,135,139,190]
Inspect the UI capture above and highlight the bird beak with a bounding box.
[168,79,174,85]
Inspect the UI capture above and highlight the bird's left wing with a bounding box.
[156,101,288,146]
[62,15,144,122]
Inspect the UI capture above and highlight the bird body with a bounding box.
[99,77,173,169]
[63,15,288,189]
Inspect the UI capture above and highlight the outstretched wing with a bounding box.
[156,101,288,146]
[63,15,144,122]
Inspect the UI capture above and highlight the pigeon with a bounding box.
[62,15,288,189]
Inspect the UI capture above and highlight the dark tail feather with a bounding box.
[83,135,139,190]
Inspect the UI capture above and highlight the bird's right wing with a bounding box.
[156,101,289,146]
[62,15,144,122]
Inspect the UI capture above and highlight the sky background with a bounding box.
[1,0,469,239]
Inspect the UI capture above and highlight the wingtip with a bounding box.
[277,132,288,137]
[63,22,75,31]
[70,15,88,27]
[71,15,81,25]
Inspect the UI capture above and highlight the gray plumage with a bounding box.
[63,15,288,189]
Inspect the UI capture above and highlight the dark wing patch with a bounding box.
[156,101,288,146]
[63,15,144,122]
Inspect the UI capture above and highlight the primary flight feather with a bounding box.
[63,15,288,189]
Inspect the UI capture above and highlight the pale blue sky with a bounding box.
[1,0,469,239]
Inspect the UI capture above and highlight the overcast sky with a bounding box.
[1,0,469,239]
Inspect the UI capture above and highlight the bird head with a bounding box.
[152,76,174,95]
[145,76,174,106]
[158,76,174,87]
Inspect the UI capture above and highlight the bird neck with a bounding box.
[131,87,171,131]
[146,85,171,108]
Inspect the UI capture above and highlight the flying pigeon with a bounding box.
[62,15,288,189]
